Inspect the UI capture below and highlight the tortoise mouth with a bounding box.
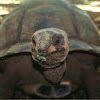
[38,61,61,69]
[31,49,67,68]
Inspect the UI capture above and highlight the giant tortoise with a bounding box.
[0,0,100,99]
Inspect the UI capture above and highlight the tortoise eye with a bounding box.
[54,39,60,45]
[32,38,36,45]
[53,34,62,45]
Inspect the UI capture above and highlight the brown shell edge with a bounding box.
[0,42,31,58]
[0,39,100,58]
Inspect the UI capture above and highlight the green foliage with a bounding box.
[37,55,46,62]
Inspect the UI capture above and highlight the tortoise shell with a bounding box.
[0,0,100,58]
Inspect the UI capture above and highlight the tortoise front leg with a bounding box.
[0,55,25,99]
[62,52,100,99]
[0,58,19,99]
[83,69,100,99]
[82,55,100,99]
[0,75,17,99]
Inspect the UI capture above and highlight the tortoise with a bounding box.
[0,0,100,99]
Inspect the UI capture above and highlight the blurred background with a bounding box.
[0,0,100,31]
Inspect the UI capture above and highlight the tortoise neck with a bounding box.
[42,60,66,84]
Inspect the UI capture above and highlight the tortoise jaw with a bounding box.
[38,61,61,69]
[31,49,68,68]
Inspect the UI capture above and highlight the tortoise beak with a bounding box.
[34,81,71,98]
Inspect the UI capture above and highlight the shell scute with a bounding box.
[0,0,100,58]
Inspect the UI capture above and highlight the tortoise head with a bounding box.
[31,28,69,68]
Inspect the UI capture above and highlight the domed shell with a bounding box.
[0,0,100,58]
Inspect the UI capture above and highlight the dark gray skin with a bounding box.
[0,52,100,99]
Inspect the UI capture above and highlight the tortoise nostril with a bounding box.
[38,49,46,53]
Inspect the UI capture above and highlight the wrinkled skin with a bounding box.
[0,52,100,99]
